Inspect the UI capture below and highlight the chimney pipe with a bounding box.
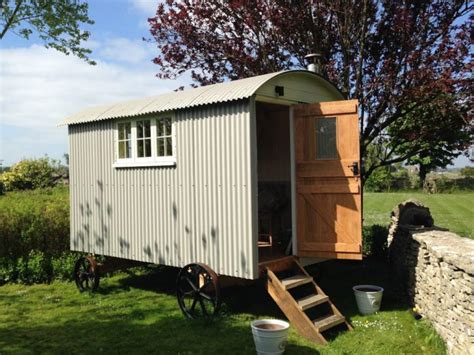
[305,53,322,74]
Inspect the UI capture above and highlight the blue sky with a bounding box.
[0,0,471,168]
[0,0,192,167]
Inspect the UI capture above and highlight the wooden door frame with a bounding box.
[289,107,298,255]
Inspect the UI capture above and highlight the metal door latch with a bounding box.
[348,161,359,176]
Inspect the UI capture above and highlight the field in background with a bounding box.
[364,192,474,239]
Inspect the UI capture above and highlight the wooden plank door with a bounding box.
[293,100,362,260]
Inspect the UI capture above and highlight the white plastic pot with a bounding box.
[353,285,384,315]
[251,319,290,355]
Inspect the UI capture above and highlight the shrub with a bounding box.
[364,167,392,192]
[16,250,52,284]
[0,186,69,259]
[362,224,389,258]
[0,157,63,191]
[51,252,80,281]
[0,251,81,285]
[426,175,474,193]
[0,186,82,284]
[460,166,474,177]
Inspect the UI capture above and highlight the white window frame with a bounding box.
[113,113,176,168]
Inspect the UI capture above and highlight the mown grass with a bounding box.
[364,192,474,239]
[0,260,445,354]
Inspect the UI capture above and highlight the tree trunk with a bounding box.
[419,164,428,189]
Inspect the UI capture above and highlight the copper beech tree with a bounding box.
[148,0,473,179]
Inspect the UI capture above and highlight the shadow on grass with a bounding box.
[0,301,318,354]
[73,258,410,351]
[306,258,410,323]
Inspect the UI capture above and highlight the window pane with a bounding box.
[118,122,131,140]
[118,124,125,140]
[164,118,172,136]
[119,141,126,158]
[165,137,172,156]
[137,120,150,139]
[157,138,164,156]
[157,119,163,137]
[316,118,337,159]
[119,141,131,159]
[138,140,144,157]
[144,120,151,137]
[144,139,151,157]
[137,121,143,138]
[137,139,151,158]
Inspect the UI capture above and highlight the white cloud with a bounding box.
[129,0,159,15]
[0,42,191,165]
[98,38,155,64]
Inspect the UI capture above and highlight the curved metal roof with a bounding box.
[60,70,341,126]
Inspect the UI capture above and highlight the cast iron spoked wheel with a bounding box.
[74,256,100,292]
[176,263,221,319]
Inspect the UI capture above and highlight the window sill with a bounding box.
[113,158,176,168]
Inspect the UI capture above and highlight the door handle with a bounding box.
[348,161,359,176]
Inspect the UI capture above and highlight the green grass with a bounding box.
[0,262,445,354]
[364,192,474,239]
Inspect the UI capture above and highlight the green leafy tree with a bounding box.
[0,0,95,64]
[0,157,63,191]
[391,95,472,188]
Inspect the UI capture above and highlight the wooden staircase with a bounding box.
[264,257,352,345]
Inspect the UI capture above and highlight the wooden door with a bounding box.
[293,100,362,260]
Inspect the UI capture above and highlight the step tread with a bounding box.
[297,293,329,310]
[313,314,345,332]
[280,274,313,290]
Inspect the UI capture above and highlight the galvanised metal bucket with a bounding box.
[353,285,384,315]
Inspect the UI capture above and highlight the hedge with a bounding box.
[0,187,78,284]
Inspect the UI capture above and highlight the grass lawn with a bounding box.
[364,192,474,239]
[0,260,445,354]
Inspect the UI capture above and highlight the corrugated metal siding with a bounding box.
[69,100,258,279]
[61,70,341,126]
[62,72,283,125]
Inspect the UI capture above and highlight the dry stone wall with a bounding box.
[388,200,474,354]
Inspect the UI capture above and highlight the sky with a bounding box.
[0,0,193,167]
[0,0,472,168]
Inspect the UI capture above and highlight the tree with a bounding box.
[0,0,95,64]
[393,94,471,187]
[148,0,473,179]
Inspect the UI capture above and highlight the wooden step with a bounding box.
[264,257,351,345]
[297,294,329,310]
[281,274,313,290]
[313,314,345,332]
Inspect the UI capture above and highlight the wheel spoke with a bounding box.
[185,276,198,291]
[198,297,208,316]
[199,292,213,301]
[190,296,198,312]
